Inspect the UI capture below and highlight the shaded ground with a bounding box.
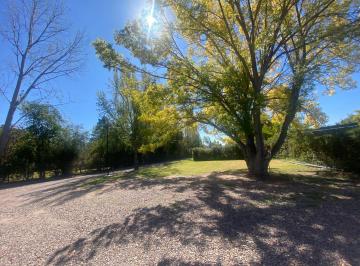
[0,161,359,265]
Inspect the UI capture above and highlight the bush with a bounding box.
[281,126,360,174]
[192,144,244,161]
[308,128,360,174]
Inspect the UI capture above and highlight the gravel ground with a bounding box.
[0,170,359,266]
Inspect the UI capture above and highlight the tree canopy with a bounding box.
[97,70,180,168]
[0,102,86,180]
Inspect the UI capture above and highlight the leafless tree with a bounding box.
[0,0,83,158]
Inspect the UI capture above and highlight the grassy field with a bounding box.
[137,159,319,177]
[85,159,329,187]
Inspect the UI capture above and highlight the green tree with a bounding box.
[97,70,179,169]
[0,128,35,181]
[94,0,360,178]
[22,102,62,178]
[341,110,360,124]
[52,125,87,176]
[86,117,132,171]
[1,103,86,181]
[181,125,202,153]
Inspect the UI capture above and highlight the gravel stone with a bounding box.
[0,172,359,265]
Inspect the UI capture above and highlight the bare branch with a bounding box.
[0,0,84,157]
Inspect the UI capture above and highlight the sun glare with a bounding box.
[146,0,156,40]
[146,15,156,28]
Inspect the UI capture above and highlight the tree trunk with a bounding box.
[241,131,270,179]
[133,152,139,170]
[0,104,17,159]
[245,152,270,179]
[0,60,26,159]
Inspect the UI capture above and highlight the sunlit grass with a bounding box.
[268,159,320,174]
[137,159,248,178]
[138,159,321,178]
[83,159,326,187]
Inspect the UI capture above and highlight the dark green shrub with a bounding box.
[308,128,360,174]
[281,125,360,174]
[192,144,244,161]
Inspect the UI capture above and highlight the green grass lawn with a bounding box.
[137,159,249,177]
[136,159,320,178]
[84,159,326,187]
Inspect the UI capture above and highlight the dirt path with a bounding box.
[0,172,359,265]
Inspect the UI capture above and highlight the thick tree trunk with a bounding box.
[241,127,270,179]
[133,152,139,170]
[245,152,270,179]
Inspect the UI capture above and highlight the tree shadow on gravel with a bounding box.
[46,171,360,265]
[157,257,219,266]
[0,174,87,190]
[19,174,113,206]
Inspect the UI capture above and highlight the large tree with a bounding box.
[94,0,360,178]
[0,0,83,158]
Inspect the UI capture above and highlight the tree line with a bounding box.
[0,100,202,182]
[0,102,86,181]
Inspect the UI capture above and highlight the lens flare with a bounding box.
[146,0,156,41]
[146,15,156,28]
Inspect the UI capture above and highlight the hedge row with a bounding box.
[308,129,360,174]
[280,126,360,175]
[192,145,244,161]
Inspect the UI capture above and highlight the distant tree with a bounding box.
[0,128,35,181]
[181,126,202,150]
[0,0,83,158]
[341,110,360,124]
[22,102,62,178]
[86,117,132,171]
[0,102,86,181]
[52,125,87,176]
[85,118,108,171]
[97,70,179,169]
[94,0,360,178]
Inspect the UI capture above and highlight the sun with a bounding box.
[146,15,156,28]
[146,0,157,40]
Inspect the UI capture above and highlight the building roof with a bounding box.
[309,123,358,135]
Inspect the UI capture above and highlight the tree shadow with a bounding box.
[157,257,218,266]
[0,174,83,191]
[45,171,360,265]
[19,174,115,206]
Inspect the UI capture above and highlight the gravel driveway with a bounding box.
[0,171,359,265]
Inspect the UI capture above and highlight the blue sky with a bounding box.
[0,0,359,132]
